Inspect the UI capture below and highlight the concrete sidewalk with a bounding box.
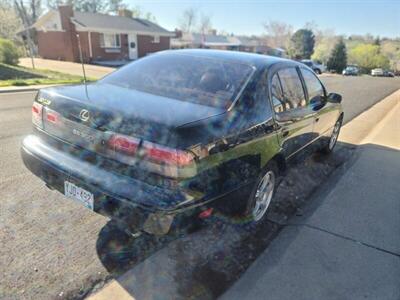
[19,58,115,79]
[221,100,400,299]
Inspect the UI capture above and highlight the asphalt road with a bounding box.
[0,76,399,300]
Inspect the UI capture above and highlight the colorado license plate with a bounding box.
[64,181,94,210]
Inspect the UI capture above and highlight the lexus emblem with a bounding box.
[79,109,90,122]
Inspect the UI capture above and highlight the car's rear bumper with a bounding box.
[20,135,211,235]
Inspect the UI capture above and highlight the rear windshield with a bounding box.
[100,53,254,108]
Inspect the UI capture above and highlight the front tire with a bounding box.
[321,116,342,154]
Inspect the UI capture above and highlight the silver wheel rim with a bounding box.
[329,120,341,150]
[252,171,275,221]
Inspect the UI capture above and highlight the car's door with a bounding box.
[300,67,339,138]
[270,67,315,158]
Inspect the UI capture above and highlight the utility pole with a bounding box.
[26,30,35,69]
[15,0,35,69]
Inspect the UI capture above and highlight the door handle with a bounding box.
[282,130,289,137]
[315,117,320,123]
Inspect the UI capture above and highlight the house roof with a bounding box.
[71,12,173,36]
[171,33,266,48]
[31,9,174,36]
[172,33,239,47]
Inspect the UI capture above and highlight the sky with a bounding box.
[126,0,400,37]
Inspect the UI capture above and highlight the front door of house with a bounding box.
[128,33,138,60]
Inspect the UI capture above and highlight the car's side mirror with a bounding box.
[327,93,342,103]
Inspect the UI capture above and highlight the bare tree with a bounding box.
[198,14,212,35]
[263,20,293,49]
[179,8,197,33]
[14,0,42,26]
[0,1,22,39]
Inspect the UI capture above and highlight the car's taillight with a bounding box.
[45,109,61,125]
[108,134,140,156]
[107,133,196,177]
[32,102,43,128]
[142,141,194,167]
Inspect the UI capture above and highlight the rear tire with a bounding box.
[314,68,322,74]
[242,161,279,225]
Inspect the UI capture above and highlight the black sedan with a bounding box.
[21,50,343,237]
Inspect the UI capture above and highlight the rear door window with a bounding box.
[301,68,325,103]
[277,67,307,109]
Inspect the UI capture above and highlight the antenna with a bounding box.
[76,33,89,99]
[76,33,87,84]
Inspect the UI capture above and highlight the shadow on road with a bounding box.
[94,142,356,299]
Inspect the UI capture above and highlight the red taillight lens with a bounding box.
[142,141,194,167]
[46,110,61,124]
[108,134,140,156]
[32,102,43,128]
[107,134,195,175]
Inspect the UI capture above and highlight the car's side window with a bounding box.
[271,73,287,113]
[250,74,273,120]
[277,67,307,109]
[301,68,325,103]
[235,73,272,125]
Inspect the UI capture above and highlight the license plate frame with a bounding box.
[64,181,94,210]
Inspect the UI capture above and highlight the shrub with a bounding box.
[348,44,390,72]
[0,38,20,65]
[12,80,28,86]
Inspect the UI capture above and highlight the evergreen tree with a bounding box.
[327,38,347,73]
[289,29,315,59]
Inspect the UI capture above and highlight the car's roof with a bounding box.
[159,49,294,69]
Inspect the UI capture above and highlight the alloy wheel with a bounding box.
[329,120,341,150]
[252,171,276,221]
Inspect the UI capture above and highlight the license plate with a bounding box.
[64,181,94,210]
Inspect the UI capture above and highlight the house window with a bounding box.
[99,33,121,48]
[152,35,160,43]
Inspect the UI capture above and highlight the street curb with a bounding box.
[0,88,38,94]
[0,84,60,94]
[339,88,400,145]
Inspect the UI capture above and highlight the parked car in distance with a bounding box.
[22,50,343,242]
[371,68,384,76]
[342,66,359,76]
[383,70,395,77]
[371,68,395,77]
[301,59,326,74]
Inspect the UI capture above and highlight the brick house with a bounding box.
[30,5,174,63]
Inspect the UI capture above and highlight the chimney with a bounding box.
[118,9,133,18]
[174,29,183,38]
[58,5,74,31]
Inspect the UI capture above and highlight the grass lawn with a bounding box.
[0,63,94,87]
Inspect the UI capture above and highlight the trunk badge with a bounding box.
[79,109,90,122]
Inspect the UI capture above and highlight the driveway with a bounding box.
[0,76,399,299]
[18,58,115,79]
